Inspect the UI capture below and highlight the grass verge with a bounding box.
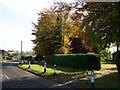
[0,59,8,62]
[18,61,119,88]
[18,62,85,77]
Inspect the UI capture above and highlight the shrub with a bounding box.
[22,56,34,64]
[34,55,44,61]
[47,54,101,70]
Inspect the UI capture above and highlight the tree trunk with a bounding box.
[117,42,120,52]
[116,51,120,74]
[118,72,120,89]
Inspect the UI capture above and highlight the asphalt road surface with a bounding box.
[0,60,71,89]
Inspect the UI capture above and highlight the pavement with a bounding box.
[0,60,72,89]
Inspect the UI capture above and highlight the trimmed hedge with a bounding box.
[47,54,101,70]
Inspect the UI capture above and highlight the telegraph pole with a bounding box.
[20,41,23,64]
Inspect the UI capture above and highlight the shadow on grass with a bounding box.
[37,61,85,73]
[77,72,119,88]
[105,68,117,70]
[93,72,119,88]
[18,62,119,89]
[101,61,116,64]
[54,72,120,89]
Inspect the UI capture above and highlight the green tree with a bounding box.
[12,52,20,57]
[76,2,120,73]
[82,2,120,51]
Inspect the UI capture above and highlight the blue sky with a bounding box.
[0,0,73,52]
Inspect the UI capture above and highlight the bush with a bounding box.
[115,51,120,74]
[34,55,44,62]
[47,54,101,70]
[22,56,34,64]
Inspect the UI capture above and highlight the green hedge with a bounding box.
[47,54,101,70]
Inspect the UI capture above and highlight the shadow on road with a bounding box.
[1,60,71,89]
[2,76,71,88]
[1,60,19,67]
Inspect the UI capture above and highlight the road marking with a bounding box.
[1,74,4,79]
[4,74,10,79]
[0,74,10,79]
[0,74,3,77]
[2,77,4,79]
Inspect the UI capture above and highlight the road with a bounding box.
[0,60,71,89]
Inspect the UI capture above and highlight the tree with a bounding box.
[53,2,95,54]
[68,20,93,53]
[32,9,63,56]
[11,52,20,57]
[75,2,120,73]
[32,2,74,56]
[32,1,98,57]
[66,2,95,53]
[82,2,120,51]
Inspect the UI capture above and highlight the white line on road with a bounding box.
[0,74,10,79]
[4,74,10,79]
[2,77,4,79]
[0,74,3,77]
[0,74,4,79]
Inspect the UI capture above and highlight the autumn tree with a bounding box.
[32,2,74,56]
[69,9,94,53]
[32,9,62,56]
[53,2,94,54]
[32,1,97,57]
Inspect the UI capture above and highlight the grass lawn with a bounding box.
[18,61,119,88]
[95,72,119,88]
[0,59,8,62]
[18,64,64,77]
[78,63,119,88]
[94,63,119,88]
[18,61,85,77]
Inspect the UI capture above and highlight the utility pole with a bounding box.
[20,41,23,64]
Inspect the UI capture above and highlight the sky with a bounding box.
[0,0,118,52]
[0,0,74,52]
